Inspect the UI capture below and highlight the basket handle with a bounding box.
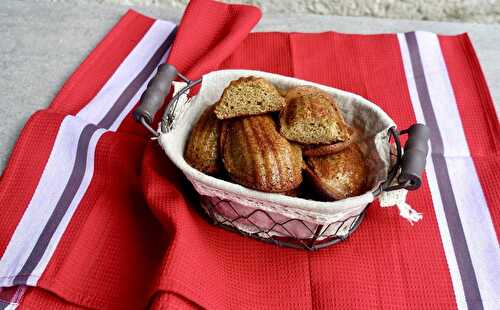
[381,124,430,192]
[133,64,178,125]
[398,124,430,190]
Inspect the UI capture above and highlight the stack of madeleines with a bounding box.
[184,76,367,201]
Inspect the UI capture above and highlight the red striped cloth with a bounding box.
[1,0,499,309]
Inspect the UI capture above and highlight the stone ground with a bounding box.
[51,0,500,24]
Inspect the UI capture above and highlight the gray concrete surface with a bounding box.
[74,0,500,24]
[1,0,499,172]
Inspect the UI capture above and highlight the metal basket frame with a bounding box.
[134,64,430,251]
[200,196,368,250]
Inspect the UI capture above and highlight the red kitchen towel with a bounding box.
[1,0,499,309]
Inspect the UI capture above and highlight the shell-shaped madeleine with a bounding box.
[184,107,222,175]
[280,86,350,144]
[214,77,286,119]
[221,115,303,192]
[305,144,367,200]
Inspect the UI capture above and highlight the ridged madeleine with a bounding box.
[305,144,367,200]
[221,115,303,192]
[184,107,222,175]
[280,86,350,144]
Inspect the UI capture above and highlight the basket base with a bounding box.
[213,211,366,251]
[195,195,368,251]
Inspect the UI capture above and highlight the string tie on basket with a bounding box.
[379,189,422,225]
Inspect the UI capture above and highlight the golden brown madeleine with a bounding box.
[280,86,350,144]
[221,115,303,192]
[302,126,362,157]
[305,144,367,200]
[214,77,286,119]
[184,106,222,175]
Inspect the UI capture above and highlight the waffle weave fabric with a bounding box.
[0,0,499,309]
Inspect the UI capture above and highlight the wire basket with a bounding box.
[200,195,367,250]
[134,64,430,251]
